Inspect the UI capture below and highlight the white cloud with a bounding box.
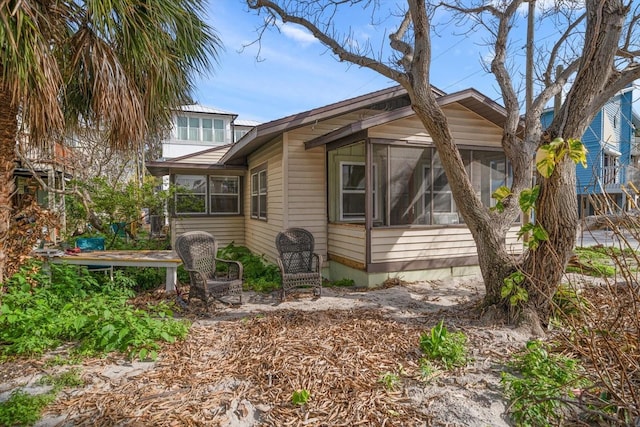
[280,22,318,46]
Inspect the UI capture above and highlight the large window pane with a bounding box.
[472,151,509,208]
[214,119,225,143]
[209,176,239,214]
[177,116,188,140]
[202,119,213,142]
[175,175,206,214]
[388,146,430,225]
[188,118,199,141]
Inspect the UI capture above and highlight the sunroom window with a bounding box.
[332,143,509,226]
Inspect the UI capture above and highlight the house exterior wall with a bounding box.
[321,104,523,286]
[244,138,284,263]
[282,133,328,260]
[170,216,245,247]
[369,104,503,146]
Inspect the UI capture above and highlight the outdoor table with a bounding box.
[43,250,182,292]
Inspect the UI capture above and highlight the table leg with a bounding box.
[166,266,177,293]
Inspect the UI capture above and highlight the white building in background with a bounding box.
[161,104,260,160]
[154,104,260,234]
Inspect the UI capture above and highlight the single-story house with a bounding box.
[147,85,522,286]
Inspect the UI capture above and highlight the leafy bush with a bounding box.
[0,369,85,426]
[217,243,281,292]
[419,320,468,369]
[0,390,55,427]
[0,261,190,360]
[501,340,590,426]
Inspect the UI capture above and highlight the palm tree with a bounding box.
[0,0,220,282]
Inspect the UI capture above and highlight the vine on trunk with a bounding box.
[492,138,588,312]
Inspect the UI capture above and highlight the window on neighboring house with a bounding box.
[177,116,188,140]
[202,119,213,142]
[209,176,240,214]
[340,162,376,221]
[176,116,225,143]
[603,153,620,185]
[188,117,199,141]
[214,119,225,143]
[234,129,249,142]
[175,175,206,214]
[251,167,267,220]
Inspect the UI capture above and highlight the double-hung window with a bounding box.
[340,162,376,221]
[175,175,207,214]
[214,119,225,143]
[202,119,213,142]
[251,168,267,220]
[209,176,240,214]
[177,117,189,140]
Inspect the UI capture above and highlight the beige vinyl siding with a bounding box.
[371,227,477,263]
[370,225,523,264]
[328,223,366,265]
[244,138,284,263]
[283,130,328,260]
[171,216,244,247]
[369,103,503,146]
[175,146,230,164]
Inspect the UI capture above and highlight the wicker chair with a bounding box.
[275,228,323,301]
[174,231,243,307]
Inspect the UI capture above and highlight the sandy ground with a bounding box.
[0,276,537,426]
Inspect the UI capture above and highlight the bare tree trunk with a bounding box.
[0,78,19,283]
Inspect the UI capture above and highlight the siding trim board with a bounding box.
[366,255,479,273]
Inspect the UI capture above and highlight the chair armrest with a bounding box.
[215,258,243,280]
[311,253,323,272]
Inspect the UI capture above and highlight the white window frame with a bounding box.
[339,161,376,221]
[214,119,225,143]
[202,118,213,142]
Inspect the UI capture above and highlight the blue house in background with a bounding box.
[541,86,636,217]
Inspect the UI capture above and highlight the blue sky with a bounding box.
[192,2,540,124]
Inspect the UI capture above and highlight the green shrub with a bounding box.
[217,243,281,292]
[419,320,468,369]
[0,261,190,360]
[501,340,590,426]
[0,390,56,427]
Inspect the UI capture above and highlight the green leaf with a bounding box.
[519,186,539,214]
[532,224,549,242]
[567,138,588,167]
[492,185,511,202]
[536,145,556,178]
[501,281,514,298]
